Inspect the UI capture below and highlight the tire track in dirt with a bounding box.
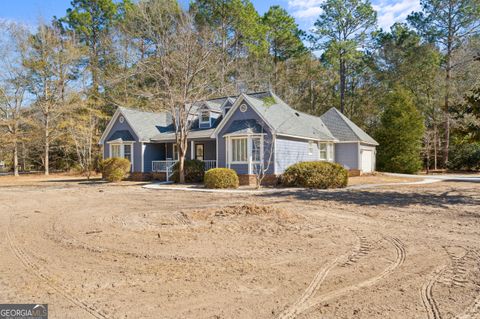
[280,236,406,318]
[455,250,480,319]
[421,266,445,319]
[6,217,109,319]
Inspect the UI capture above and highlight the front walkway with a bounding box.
[142,173,475,194]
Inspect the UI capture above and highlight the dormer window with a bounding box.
[199,110,211,128]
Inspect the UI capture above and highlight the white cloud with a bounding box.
[374,0,421,30]
[288,0,421,30]
[293,6,323,18]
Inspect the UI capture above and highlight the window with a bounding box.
[328,144,334,161]
[252,137,261,162]
[173,144,179,160]
[239,104,248,112]
[231,138,247,163]
[109,143,133,171]
[124,144,132,163]
[319,143,327,160]
[200,111,210,123]
[308,141,314,155]
[224,107,231,115]
[111,144,121,158]
[195,144,204,161]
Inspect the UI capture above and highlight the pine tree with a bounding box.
[376,87,425,173]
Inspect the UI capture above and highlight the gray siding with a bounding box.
[335,143,359,170]
[275,137,320,174]
[103,115,142,172]
[217,101,274,175]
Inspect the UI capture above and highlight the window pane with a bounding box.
[111,145,121,158]
[124,145,132,162]
[252,138,261,162]
[319,143,327,160]
[201,111,210,123]
[232,138,247,162]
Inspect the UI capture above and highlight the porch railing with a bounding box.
[152,160,177,181]
[203,160,217,171]
[152,160,217,180]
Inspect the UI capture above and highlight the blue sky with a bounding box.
[0,0,420,32]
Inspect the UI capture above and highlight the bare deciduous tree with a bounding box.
[128,4,225,183]
[0,22,30,176]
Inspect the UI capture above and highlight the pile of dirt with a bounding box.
[214,204,281,217]
[190,204,302,222]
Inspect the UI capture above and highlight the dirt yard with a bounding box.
[0,175,479,319]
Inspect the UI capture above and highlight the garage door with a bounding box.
[361,150,373,173]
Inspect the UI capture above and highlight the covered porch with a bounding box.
[144,139,217,180]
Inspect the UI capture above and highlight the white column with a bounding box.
[190,140,194,159]
[247,135,252,175]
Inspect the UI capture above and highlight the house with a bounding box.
[99,91,378,184]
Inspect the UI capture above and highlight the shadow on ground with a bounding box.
[256,185,480,209]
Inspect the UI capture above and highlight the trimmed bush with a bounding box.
[281,161,348,189]
[172,159,205,183]
[204,168,239,189]
[100,158,131,182]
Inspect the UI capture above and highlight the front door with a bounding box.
[195,144,204,161]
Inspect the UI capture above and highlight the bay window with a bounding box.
[111,144,121,158]
[109,143,134,171]
[231,138,247,163]
[252,137,261,162]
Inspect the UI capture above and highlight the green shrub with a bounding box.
[281,161,348,189]
[172,159,205,183]
[100,158,131,182]
[447,143,480,171]
[204,168,239,189]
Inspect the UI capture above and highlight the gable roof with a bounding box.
[101,92,374,145]
[234,92,336,141]
[320,108,378,145]
[118,106,171,141]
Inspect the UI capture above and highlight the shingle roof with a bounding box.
[114,93,374,145]
[108,130,135,142]
[320,108,378,145]
[241,92,336,141]
[118,107,169,141]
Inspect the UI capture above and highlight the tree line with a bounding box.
[1,0,480,176]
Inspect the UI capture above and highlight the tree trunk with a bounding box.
[339,56,346,113]
[45,113,50,175]
[178,153,185,184]
[433,122,438,170]
[443,60,451,167]
[13,142,19,176]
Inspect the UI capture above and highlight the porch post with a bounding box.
[247,135,252,174]
[190,140,194,160]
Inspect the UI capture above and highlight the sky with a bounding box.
[0,0,421,32]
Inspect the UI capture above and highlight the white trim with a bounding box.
[141,142,145,173]
[336,140,378,146]
[277,132,337,143]
[227,135,263,167]
[199,110,211,128]
[109,142,135,172]
[211,94,274,138]
[99,108,145,144]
